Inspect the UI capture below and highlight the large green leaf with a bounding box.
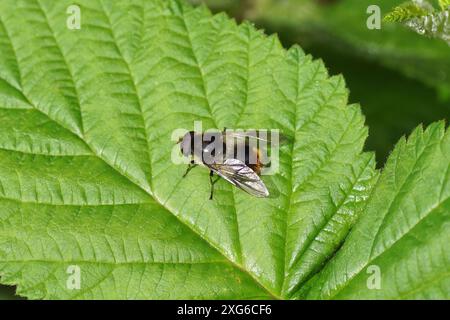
[298,122,450,299]
[0,0,447,300]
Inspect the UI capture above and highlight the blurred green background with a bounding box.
[1,0,449,300]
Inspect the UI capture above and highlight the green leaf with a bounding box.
[440,0,450,10]
[402,10,450,45]
[384,1,450,45]
[0,0,447,300]
[384,2,432,22]
[297,122,450,299]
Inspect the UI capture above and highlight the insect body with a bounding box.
[178,130,269,199]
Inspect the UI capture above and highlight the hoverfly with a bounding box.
[177,130,273,199]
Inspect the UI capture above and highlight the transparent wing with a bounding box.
[225,131,270,142]
[224,130,291,144]
[209,158,269,197]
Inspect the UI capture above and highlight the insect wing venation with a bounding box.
[209,158,269,197]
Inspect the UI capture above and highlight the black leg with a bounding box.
[209,170,215,200]
[182,160,197,178]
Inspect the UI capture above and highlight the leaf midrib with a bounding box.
[287,152,374,298]
[99,0,154,193]
[280,55,322,295]
[3,259,228,265]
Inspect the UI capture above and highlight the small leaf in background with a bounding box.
[384,1,433,22]
[384,0,450,45]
